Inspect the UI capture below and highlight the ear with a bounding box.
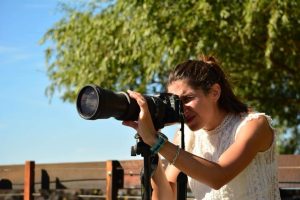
[210,83,221,102]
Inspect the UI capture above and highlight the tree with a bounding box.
[40,0,300,153]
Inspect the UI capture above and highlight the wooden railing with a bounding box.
[0,155,299,199]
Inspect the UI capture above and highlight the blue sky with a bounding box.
[0,0,178,165]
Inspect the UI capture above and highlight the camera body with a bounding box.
[76,84,184,130]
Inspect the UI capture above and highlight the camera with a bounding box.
[76,84,184,130]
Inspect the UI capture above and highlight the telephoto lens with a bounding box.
[76,84,139,120]
[76,84,183,130]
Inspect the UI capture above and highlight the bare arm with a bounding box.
[151,159,180,200]
[157,116,274,189]
[151,130,182,200]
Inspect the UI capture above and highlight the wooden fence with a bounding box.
[0,155,299,199]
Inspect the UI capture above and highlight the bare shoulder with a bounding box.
[236,114,274,152]
[217,114,275,185]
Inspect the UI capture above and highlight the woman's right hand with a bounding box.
[122,90,157,146]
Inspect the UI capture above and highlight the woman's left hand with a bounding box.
[122,90,157,145]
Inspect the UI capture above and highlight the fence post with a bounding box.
[24,161,35,200]
[106,160,124,200]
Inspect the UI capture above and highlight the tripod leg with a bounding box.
[140,152,159,200]
[177,172,188,200]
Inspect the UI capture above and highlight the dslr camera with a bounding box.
[76,84,184,130]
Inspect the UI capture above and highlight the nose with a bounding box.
[183,104,189,116]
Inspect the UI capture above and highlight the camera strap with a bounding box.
[177,102,188,200]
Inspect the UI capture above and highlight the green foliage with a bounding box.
[40,0,300,153]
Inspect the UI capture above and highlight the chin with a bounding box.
[186,117,205,131]
[186,123,201,131]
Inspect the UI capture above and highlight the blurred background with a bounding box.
[0,0,299,166]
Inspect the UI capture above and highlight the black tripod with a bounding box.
[131,119,187,200]
[131,134,158,200]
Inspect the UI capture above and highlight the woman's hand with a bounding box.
[122,90,157,145]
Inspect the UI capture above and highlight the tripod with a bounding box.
[131,120,187,200]
[131,135,158,200]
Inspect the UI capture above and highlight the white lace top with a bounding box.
[180,113,281,200]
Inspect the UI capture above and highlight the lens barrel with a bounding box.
[76,85,140,120]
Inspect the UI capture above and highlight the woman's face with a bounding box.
[167,79,217,131]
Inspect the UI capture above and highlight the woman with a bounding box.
[123,56,281,200]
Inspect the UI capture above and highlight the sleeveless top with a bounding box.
[178,113,281,200]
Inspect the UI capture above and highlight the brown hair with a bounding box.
[167,56,248,114]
